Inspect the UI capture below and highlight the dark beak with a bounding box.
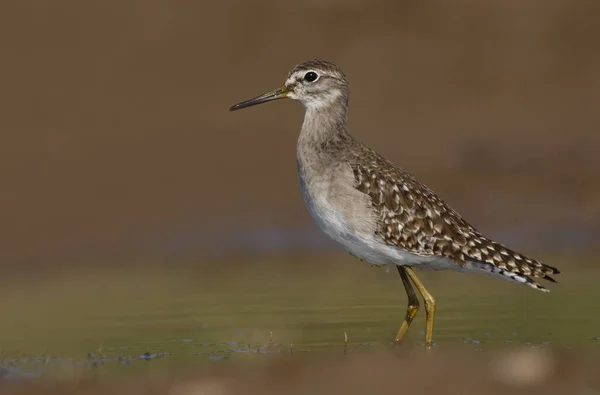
[229,86,290,111]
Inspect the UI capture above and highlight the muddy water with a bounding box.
[0,257,598,377]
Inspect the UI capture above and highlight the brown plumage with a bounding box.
[346,141,559,290]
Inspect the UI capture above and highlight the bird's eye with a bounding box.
[304,71,318,82]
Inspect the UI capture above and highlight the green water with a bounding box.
[0,257,598,377]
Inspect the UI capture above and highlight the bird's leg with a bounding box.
[394,266,420,344]
[404,267,436,353]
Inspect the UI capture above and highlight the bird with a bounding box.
[229,59,560,352]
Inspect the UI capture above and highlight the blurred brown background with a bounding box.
[1,0,599,269]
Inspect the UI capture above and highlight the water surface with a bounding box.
[0,257,597,377]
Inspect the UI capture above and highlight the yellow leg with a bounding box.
[404,267,436,353]
[394,266,420,343]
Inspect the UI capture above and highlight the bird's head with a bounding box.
[229,59,348,112]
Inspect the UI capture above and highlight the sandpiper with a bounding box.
[229,59,560,351]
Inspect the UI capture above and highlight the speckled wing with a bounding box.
[349,151,559,290]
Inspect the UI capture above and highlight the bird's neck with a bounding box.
[297,98,351,158]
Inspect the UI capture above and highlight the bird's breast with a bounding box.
[296,157,384,258]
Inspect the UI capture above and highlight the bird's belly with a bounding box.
[303,191,374,259]
[298,170,430,266]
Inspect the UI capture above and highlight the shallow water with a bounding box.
[0,257,598,377]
